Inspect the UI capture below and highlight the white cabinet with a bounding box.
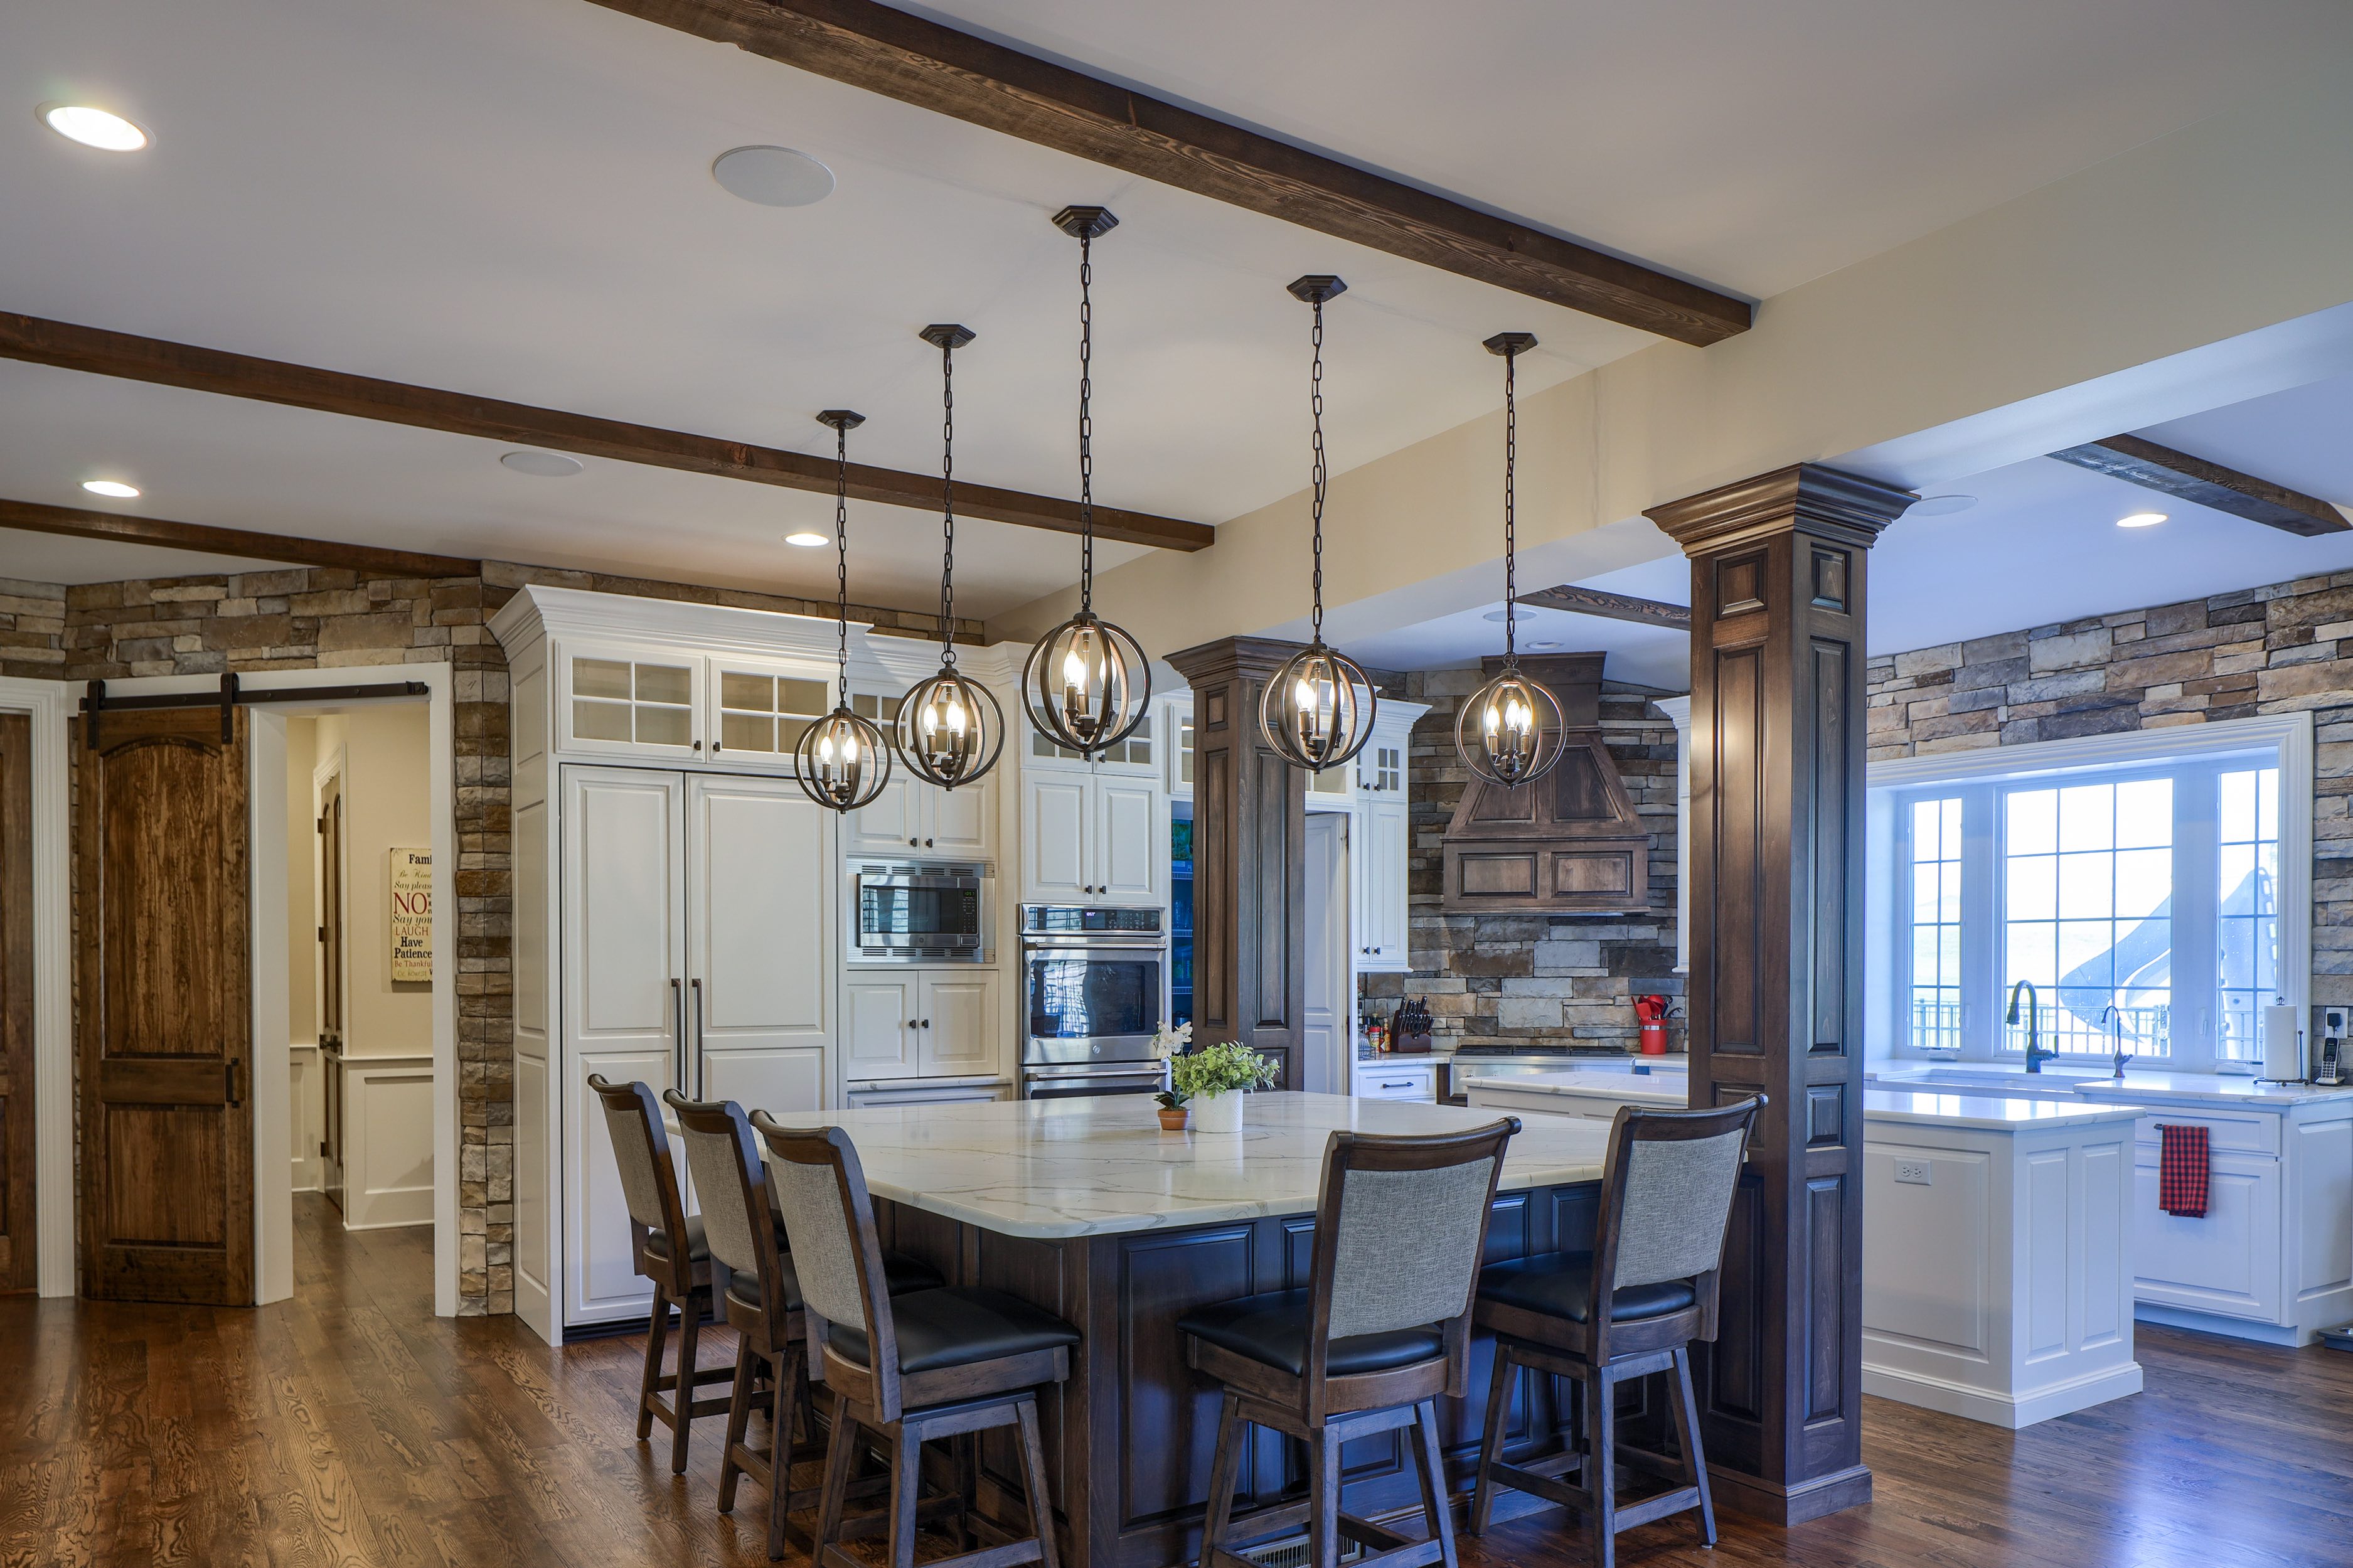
[848,1081,1009,1108]
[1353,796,1410,971]
[850,770,997,860]
[2133,1149,2283,1323]
[845,968,1001,1085]
[1164,695,1195,801]
[1023,766,1161,904]
[562,645,702,759]
[707,656,830,768]
[1353,1059,1436,1102]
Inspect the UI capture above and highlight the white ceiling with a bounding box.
[8,1,2347,612]
[1353,368,2353,686]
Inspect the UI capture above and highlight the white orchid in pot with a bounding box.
[1158,1028,1277,1134]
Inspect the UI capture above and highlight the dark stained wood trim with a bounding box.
[1,496,481,579]
[0,713,31,1294]
[0,312,1214,552]
[2047,434,2350,537]
[585,0,1752,346]
[1518,582,1692,630]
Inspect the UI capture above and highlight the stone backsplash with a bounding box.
[1360,672,1683,1053]
[1866,568,2353,1006]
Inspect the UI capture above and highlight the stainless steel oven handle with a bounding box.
[1023,1062,1170,1081]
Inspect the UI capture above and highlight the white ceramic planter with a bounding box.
[1192,1090,1246,1134]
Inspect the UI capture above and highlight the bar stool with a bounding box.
[587,1074,735,1475]
[668,1093,943,1560]
[1466,1098,1763,1568]
[754,1114,1080,1568]
[1178,1118,1523,1568]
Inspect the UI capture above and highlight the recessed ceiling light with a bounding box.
[39,104,150,152]
[499,450,583,477]
[1482,607,1536,623]
[2116,511,2167,529]
[713,146,835,208]
[1530,639,1562,649]
[784,531,828,547]
[1909,494,1976,517]
[82,479,140,498]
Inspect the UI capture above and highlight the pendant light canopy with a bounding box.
[1456,331,1566,789]
[896,323,1005,789]
[796,409,894,813]
[1022,205,1151,759]
[1259,274,1377,774]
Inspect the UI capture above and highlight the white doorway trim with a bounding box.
[67,666,459,1316]
[0,678,72,1297]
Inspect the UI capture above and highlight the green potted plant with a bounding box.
[1166,1035,1278,1134]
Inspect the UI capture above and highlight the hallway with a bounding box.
[5,1197,2350,1568]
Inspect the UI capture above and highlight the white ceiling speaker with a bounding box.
[712,146,836,208]
[500,451,583,477]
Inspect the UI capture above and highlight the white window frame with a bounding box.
[1867,712,2312,1075]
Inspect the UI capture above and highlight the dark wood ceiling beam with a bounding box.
[0,312,1214,552]
[0,496,482,578]
[1518,582,1692,630]
[587,0,1752,347]
[2048,434,2349,537]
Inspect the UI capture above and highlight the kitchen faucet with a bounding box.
[2100,1003,2132,1079]
[2007,980,2056,1074]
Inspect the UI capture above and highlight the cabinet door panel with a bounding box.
[927,776,995,858]
[563,769,683,1079]
[1096,778,1160,902]
[687,777,832,1085]
[849,774,922,856]
[701,1048,826,1117]
[562,645,701,759]
[1363,797,1410,970]
[568,1048,673,1327]
[1025,776,1091,900]
[920,970,1000,1077]
[846,977,919,1081]
[2131,1151,2282,1321]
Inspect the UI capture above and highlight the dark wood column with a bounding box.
[1643,464,1911,1525]
[1165,637,1306,1088]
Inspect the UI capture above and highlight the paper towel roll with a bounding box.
[2261,1003,2303,1082]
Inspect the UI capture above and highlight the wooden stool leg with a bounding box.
[766,1350,798,1562]
[1669,1347,1716,1547]
[670,1293,703,1475]
[1468,1341,1514,1535]
[1308,1424,1341,1568]
[637,1288,670,1442]
[1412,1399,1459,1568]
[814,1391,860,1560]
[1199,1392,1244,1568]
[1015,1395,1062,1568]
[718,1335,758,1513]
[886,1421,923,1568]
[1585,1368,1618,1568]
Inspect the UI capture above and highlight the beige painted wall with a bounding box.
[314,705,434,1060]
[998,65,2353,658]
[285,715,318,1044]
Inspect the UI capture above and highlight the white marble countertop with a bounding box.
[1870,1062,2353,1110]
[1461,1069,1688,1104]
[757,1091,1610,1239]
[1863,1089,2147,1132]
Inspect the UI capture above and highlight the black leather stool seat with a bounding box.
[829,1287,1080,1375]
[1178,1289,1444,1377]
[1478,1252,1695,1324]
[727,1247,941,1314]
[642,1214,708,1263]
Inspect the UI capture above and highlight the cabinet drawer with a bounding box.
[1355,1063,1435,1102]
[2131,1108,2281,1156]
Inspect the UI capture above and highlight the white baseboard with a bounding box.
[2135,1301,2311,1347]
[1863,1360,2143,1429]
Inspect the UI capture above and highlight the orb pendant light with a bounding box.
[1022,206,1151,759]
[1258,275,1377,774]
[795,410,894,813]
[896,323,1005,789]
[1456,332,1566,788]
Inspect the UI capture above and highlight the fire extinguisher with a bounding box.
[1635,994,1672,1055]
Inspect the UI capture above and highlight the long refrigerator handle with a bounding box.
[691,978,706,1101]
[671,978,685,1096]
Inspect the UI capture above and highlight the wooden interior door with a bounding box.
[0,713,35,1294]
[77,703,255,1304]
[317,775,345,1210]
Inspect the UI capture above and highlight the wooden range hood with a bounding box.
[1440,653,1651,914]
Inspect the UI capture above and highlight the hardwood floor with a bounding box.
[4,1196,2351,1568]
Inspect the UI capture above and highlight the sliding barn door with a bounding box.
[77,705,254,1304]
[0,714,33,1294]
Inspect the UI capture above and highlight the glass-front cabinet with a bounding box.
[563,646,702,757]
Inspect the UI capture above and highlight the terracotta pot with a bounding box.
[1156,1107,1190,1132]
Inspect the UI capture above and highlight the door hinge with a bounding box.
[318,925,328,944]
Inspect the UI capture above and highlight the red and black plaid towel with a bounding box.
[2158,1123,2210,1218]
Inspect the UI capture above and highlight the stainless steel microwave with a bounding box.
[850,861,994,963]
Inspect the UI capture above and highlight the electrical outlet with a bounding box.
[1894,1159,1933,1186]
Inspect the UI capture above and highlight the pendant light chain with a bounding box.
[1308,291,1328,643]
[832,419,851,708]
[1502,341,1518,666]
[938,332,958,665]
[1077,228,1096,613]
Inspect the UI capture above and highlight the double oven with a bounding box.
[1020,904,1169,1100]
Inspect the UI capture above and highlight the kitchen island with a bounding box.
[757,1092,1613,1568]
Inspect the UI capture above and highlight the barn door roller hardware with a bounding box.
[80,676,431,746]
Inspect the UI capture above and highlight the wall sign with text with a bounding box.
[390,847,432,983]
